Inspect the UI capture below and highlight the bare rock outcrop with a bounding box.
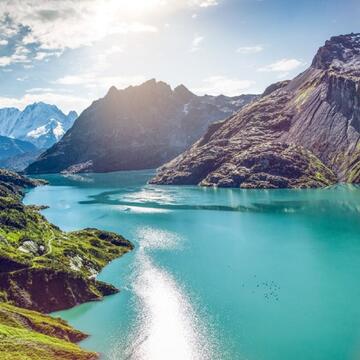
[151,33,360,188]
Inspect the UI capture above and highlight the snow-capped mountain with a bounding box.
[0,102,77,149]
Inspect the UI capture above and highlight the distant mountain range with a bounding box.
[150,33,360,188]
[0,135,37,160]
[0,102,77,149]
[0,103,77,170]
[26,81,258,174]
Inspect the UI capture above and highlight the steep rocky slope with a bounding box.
[26,81,258,174]
[0,148,43,172]
[0,169,133,358]
[0,136,40,172]
[151,33,360,188]
[0,136,37,161]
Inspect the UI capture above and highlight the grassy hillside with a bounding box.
[0,302,97,360]
[0,169,134,358]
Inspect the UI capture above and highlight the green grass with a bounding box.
[0,324,96,360]
[0,187,133,279]
[0,303,97,359]
[0,169,134,359]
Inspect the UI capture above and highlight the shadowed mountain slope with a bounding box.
[26,81,257,174]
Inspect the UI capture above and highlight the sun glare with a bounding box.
[108,0,168,17]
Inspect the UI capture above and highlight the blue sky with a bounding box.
[0,0,359,113]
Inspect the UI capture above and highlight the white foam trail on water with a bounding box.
[123,227,213,360]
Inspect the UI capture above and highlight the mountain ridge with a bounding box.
[150,33,360,188]
[26,81,258,174]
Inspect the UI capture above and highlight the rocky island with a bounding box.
[150,33,360,189]
[0,169,133,359]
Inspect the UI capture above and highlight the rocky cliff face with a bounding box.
[150,33,360,188]
[0,267,118,313]
[26,81,258,174]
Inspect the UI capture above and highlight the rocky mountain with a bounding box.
[0,135,37,161]
[0,102,77,149]
[0,135,40,171]
[0,148,43,172]
[150,33,360,189]
[25,81,258,174]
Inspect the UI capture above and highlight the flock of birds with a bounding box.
[242,275,281,302]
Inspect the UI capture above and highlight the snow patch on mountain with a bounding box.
[27,119,65,141]
[0,103,77,149]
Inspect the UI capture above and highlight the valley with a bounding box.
[0,3,359,356]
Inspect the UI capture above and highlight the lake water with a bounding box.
[23,171,360,360]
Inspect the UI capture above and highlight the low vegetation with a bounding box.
[0,169,134,359]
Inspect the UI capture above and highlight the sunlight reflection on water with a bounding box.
[115,227,215,360]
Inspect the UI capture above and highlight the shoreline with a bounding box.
[0,169,134,359]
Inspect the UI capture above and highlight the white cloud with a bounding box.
[0,57,11,67]
[236,45,263,54]
[0,1,159,52]
[0,39,8,46]
[193,76,255,96]
[0,0,220,53]
[11,45,31,62]
[34,50,62,61]
[190,0,219,7]
[16,76,28,82]
[258,58,304,72]
[0,74,151,113]
[0,19,19,38]
[54,73,146,91]
[93,45,124,69]
[0,45,32,67]
[191,35,204,52]
[26,88,56,93]
[0,92,91,113]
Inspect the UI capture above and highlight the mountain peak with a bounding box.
[26,78,257,174]
[150,33,360,188]
[140,79,172,93]
[312,33,360,72]
[174,84,195,102]
[0,102,77,150]
[142,78,157,86]
[67,110,78,119]
[103,85,118,97]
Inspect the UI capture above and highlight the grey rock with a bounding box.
[151,33,360,188]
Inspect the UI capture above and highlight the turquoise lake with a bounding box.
[23,171,360,360]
